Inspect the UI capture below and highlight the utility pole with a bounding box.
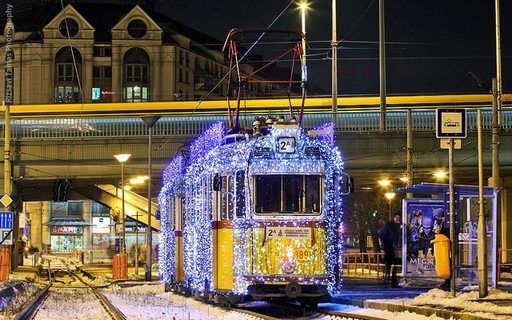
[142,115,161,282]
[406,109,413,198]
[448,138,456,297]
[331,0,338,126]
[379,0,387,132]
[495,0,502,126]
[477,110,488,298]
[491,79,500,188]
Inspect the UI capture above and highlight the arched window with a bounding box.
[123,47,150,102]
[54,46,82,103]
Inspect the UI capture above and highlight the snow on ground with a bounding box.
[33,288,110,320]
[369,281,512,320]
[1,270,512,319]
[322,303,450,320]
[101,283,261,320]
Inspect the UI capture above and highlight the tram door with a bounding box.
[213,173,241,290]
[174,196,185,282]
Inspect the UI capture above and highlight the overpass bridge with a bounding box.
[2,94,512,229]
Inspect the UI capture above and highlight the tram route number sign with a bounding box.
[266,227,311,240]
[277,137,296,154]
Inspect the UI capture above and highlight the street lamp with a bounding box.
[378,179,391,187]
[433,170,447,180]
[385,192,396,221]
[142,115,161,281]
[114,153,131,255]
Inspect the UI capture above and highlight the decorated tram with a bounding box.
[157,28,352,307]
[157,118,352,306]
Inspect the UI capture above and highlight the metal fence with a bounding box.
[1,107,510,141]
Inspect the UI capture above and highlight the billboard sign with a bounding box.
[402,198,448,279]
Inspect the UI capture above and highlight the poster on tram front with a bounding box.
[402,198,448,279]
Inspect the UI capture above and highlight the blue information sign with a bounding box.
[0,212,13,229]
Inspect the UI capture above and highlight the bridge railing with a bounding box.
[1,107,509,141]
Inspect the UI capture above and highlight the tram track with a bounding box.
[228,301,391,320]
[13,271,125,320]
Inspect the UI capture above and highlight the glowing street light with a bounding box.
[433,170,448,179]
[114,153,131,255]
[378,179,391,187]
[399,175,409,183]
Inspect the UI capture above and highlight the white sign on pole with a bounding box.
[0,229,13,245]
[440,138,462,149]
[19,212,27,228]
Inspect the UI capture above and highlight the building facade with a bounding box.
[24,199,153,264]
[1,1,269,105]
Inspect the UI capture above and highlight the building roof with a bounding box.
[1,1,223,49]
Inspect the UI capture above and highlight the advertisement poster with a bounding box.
[402,198,448,279]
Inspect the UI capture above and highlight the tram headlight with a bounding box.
[282,260,296,274]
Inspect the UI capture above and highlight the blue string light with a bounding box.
[158,121,346,295]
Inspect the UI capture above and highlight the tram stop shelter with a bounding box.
[393,182,499,287]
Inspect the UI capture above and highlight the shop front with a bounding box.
[44,217,94,254]
[50,226,83,252]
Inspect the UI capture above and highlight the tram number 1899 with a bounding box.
[294,248,311,261]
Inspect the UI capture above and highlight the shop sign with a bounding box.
[50,226,83,234]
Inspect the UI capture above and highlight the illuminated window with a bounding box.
[122,47,150,102]
[54,47,82,103]
[92,66,112,101]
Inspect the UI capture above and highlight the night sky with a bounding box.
[158,0,511,95]
[7,0,512,95]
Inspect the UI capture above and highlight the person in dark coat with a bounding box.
[379,213,402,287]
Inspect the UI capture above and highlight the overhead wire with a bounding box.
[155,0,296,150]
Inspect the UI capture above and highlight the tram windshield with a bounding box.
[254,174,321,215]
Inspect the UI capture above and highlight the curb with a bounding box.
[336,297,497,320]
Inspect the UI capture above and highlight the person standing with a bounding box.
[379,213,402,287]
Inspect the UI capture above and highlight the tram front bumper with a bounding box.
[248,282,330,301]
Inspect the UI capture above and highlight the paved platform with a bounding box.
[332,277,512,320]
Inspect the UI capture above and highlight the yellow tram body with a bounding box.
[158,121,351,306]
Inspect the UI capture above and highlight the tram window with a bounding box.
[235,171,246,218]
[220,175,235,220]
[305,176,320,213]
[255,174,322,214]
[284,175,301,212]
[255,175,280,213]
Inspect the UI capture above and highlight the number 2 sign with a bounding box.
[277,137,296,154]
